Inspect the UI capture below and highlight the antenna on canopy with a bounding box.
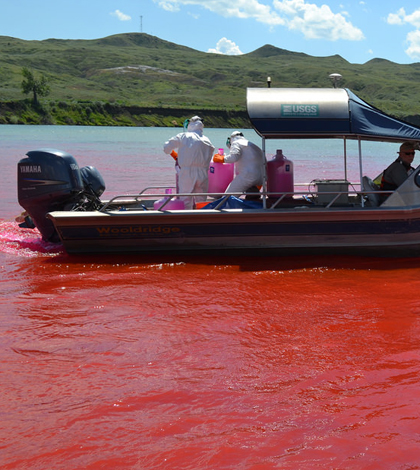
[329,73,342,88]
[140,16,143,33]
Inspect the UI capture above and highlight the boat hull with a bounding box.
[47,207,420,256]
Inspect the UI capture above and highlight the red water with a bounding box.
[1,129,420,469]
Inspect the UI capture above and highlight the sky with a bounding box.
[2,0,420,65]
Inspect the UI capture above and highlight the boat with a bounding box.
[16,87,420,256]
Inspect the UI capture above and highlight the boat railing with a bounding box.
[98,183,393,212]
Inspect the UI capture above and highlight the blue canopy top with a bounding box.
[247,87,420,143]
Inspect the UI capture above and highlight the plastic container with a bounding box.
[154,188,185,210]
[266,149,294,197]
[208,162,234,196]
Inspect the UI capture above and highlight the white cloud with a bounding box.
[405,10,420,28]
[387,8,406,26]
[110,10,132,21]
[359,1,368,13]
[387,8,420,59]
[387,7,420,28]
[406,30,420,59]
[273,0,364,41]
[157,1,180,13]
[208,38,243,55]
[153,0,363,41]
[154,0,285,26]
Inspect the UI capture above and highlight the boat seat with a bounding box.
[362,176,380,207]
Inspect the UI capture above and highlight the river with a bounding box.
[1,125,420,469]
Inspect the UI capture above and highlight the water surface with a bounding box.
[1,125,419,469]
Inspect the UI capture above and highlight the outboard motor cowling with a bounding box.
[80,166,106,198]
[18,148,86,242]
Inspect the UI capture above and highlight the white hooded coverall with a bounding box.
[224,135,265,193]
[163,119,215,209]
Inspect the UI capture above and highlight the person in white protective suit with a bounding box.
[163,116,215,209]
[213,131,265,197]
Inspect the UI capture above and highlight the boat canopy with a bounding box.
[247,88,420,142]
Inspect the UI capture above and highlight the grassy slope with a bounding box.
[1,33,420,124]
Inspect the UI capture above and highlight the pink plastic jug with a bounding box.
[266,150,294,197]
[154,188,185,210]
[208,162,234,196]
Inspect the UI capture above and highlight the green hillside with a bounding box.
[1,33,420,126]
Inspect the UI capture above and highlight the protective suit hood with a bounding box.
[185,116,204,134]
[227,131,244,148]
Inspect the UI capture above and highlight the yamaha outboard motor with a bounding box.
[17,148,105,242]
[80,166,106,205]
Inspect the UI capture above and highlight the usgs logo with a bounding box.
[281,104,319,117]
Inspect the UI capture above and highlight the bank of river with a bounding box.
[0,100,250,128]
